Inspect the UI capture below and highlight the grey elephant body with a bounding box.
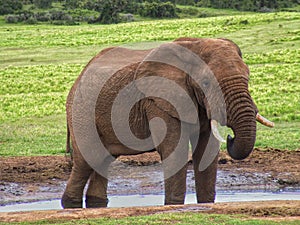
[62,38,262,208]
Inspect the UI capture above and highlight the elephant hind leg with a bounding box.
[61,150,93,208]
[85,171,109,208]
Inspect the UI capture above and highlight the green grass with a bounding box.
[255,122,300,150]
[0,212,299,225]
[250,63,300,122]
[1,12,299,48]
[0,115,66,156]
[0,11,299,156]
[0,64,83,122]
[176,5,254,18]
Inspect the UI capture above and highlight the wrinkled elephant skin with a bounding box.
[61,38,273,208]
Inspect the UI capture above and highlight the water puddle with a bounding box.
[1,190,299,213]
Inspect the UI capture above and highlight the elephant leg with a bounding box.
[163,162,188,205]
[85,171,109,208]
[190,129,219,203]
[61,149,93,208]
[161,131,189,205]
[148,109,189,205]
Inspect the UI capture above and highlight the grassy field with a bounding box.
[0,12,299,156]
[0,211,300,225]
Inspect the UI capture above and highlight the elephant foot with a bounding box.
[197,199,215,204]
[165,201,184,205]
[165,198,185,205]
[85,195,108,208]
[196,192,216,203]
[61,193,82,209]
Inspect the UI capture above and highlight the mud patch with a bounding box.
[0,148,299,206]
[0,201,299,222]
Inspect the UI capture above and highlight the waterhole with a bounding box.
[0,190,299,212]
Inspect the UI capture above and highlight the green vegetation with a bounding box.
[196,0,299,11]
[0,11,299,156]
[1,0,299,25]
[0,7,299,225]
[1,212,300,224]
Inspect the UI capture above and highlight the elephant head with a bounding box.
[134,38,273,160]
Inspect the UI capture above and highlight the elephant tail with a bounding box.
[65,122,73,166]
[66,122,73,154]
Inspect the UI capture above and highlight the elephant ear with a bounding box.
[134,42,205,124]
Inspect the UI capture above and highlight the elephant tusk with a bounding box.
[256,113,275,128]
[211,120,226,143]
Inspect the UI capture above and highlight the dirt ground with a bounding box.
[0,201,299,223]
[0,148,299,222]
[1,148,299,187]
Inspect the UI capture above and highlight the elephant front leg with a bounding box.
[148,111,190,205]
[190,130,219,203]
[163,163,188,205]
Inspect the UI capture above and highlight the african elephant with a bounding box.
[61,37,273,208]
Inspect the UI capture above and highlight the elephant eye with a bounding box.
[202,79,210,89]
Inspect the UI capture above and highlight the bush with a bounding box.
[63,0,85,10]
[25,16,38,24]
[17,10,35,21]
[178,6,199,16]
[123,1,140,14]
[5,15,20,23]
[196,0,211,7]
[0,0,23,15]
[139,1,177,18]
[91,0,128,24]
[67,8,99,22]
[176,0,194,5]
[49,10,68,20]
[259,6,274,13]
[5,9,78,25]
[34,0,52,9]
[122,13,135,22]
[35,12,51,21]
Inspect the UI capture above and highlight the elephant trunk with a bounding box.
[226,117,256,160]
[223,80,257,160]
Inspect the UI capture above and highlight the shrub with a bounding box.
[33,0,52,9]
[67,8,99,22]
[17,10,35,21]
[91,0,128,24]
[0,0,23,15]
[25,16,38,24]
[122,13,135,22]
[5,14,20,23]
[123,1,140,14]
[196,0,298,12]
[49,10,67,20]
[259,6,274,13]
[178,6,199,16]
[139,1,177,18]
[176,0,194,5]
[35,12,51,22]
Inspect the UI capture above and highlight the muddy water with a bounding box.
[1,191,300,212]
[1,161,299,212]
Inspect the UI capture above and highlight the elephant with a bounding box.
[61,37,274,208]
